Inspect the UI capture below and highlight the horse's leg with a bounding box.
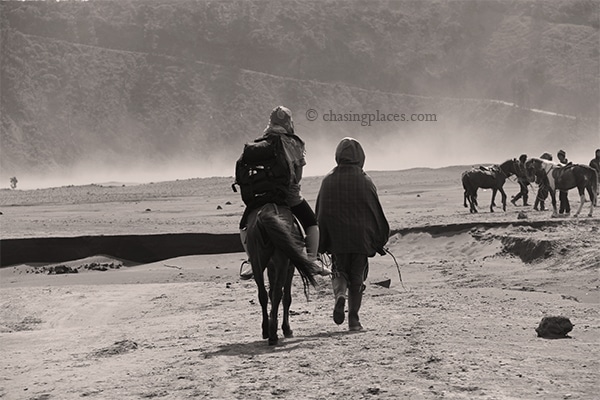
[588,185,597,207]
[499,187,507,212]
[587,185,596,217]
[282,261,295,338]
[549,190,558,217]
[490,188,497,212]
[471,190,478,213]
[465,191,472,213]
[254,272,270,340]
[573,186,586,217]
[268,265,284,346]
[462,177,470,209]
[247,231,273,340]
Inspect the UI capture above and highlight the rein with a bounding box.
[384,247,407,290]
[499,159,521,180]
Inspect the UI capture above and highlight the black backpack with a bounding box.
[232,134,291,209]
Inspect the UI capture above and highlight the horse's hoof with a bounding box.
[284,330,294,338]
[573,214,579,218]
[268,337,278,346]
[588,213,593,217]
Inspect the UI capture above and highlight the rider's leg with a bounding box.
[291,200,331,276]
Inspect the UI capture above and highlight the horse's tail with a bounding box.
[462,171,478,207]
[462,172,470,207]
[257,205,317,293]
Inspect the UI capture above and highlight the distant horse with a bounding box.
[525,158,597,217]
[462,159,526,213]
[246,203,317,345]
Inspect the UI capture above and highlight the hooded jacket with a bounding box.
[316,138,390,256]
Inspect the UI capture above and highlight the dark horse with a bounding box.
[462,159,526,213]
[525,158,597,217]
[246,203,317,345]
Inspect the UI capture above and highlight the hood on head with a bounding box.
[335,137,365,167]
[267,106,294,134]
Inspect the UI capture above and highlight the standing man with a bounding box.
[316,138,389,331]
[590,149,600,206]
[557,150,571,215]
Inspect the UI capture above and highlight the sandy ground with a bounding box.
[1,167,599,399]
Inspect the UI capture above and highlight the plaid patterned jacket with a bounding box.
[316,139,389,256]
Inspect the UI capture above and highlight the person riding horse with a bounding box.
[239,106,331,279]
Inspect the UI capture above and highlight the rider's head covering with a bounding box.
[268,106,294,134]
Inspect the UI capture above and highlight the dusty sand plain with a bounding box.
[0,167,599,400]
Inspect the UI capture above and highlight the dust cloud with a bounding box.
[3,118,597,191]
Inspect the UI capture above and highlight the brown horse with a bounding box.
[245,203,317,345]
[525,158,597,217]
[462,159,526,213]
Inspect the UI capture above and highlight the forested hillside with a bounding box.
[1,0,598,186]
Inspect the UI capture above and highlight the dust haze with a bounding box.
[4,117,596,191]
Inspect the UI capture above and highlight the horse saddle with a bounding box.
[552,164,574,180]
[478,165,498,176]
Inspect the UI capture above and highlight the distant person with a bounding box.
[316,138,389,331]
[533,152,553,211]
[590,149,599,206]
[557,150,571,215]
[590,148,600,178]
[511,154,530,207]
[238,106,331,279]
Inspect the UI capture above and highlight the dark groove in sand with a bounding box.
[1,218,594,267]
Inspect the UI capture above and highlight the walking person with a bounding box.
[533,152,553,211]
[316,138,389,331]
[511,154,530,206]
[238,106,331,279]
[557,150,571,215]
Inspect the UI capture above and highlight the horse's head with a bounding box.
[501,158,527,179]
[525,158,545,183]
